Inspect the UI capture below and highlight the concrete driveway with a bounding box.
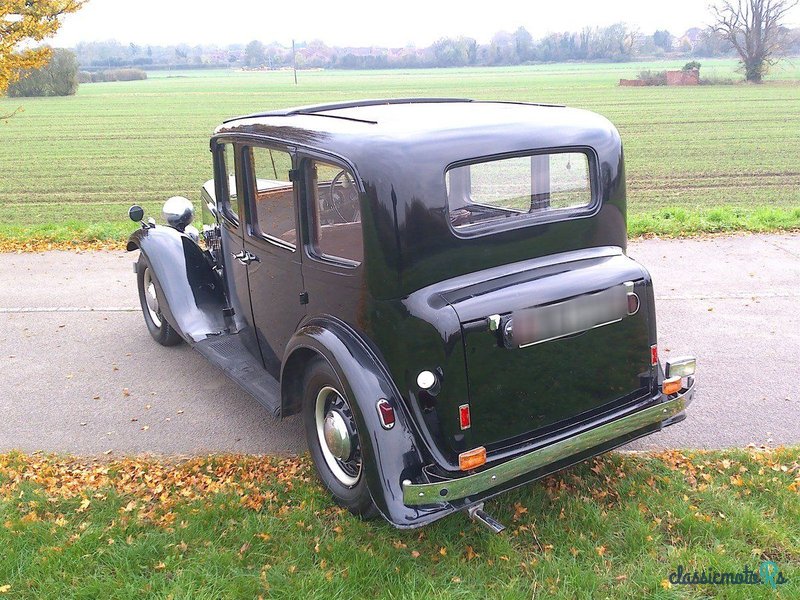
[0,233,798,456]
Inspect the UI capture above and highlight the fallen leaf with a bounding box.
[154,562,166,571]
[661,579,672,589]
[239,542,251,555]
[77,498,91,513]
[596,545,607,557]
[465,545,478,561]
[410,550,420,558]
[0,585,10,593]
[122,388,130,396]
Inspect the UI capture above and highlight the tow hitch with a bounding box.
[466,503,506,533]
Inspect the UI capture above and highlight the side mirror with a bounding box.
[129,205,145,222]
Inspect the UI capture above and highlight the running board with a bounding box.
[194,335,281,417]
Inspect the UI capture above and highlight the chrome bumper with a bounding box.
[402,380,694,506]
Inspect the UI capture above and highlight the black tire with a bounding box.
[302,358,377,518]
[136,254,183,347]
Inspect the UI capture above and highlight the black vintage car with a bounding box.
[127,98,696,531]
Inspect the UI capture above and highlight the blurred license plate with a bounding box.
[511,284,629,348]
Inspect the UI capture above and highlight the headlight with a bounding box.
[162,196,195,231]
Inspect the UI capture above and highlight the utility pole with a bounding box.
[292,39,298,85]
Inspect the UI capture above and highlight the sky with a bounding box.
[50,0,800,48]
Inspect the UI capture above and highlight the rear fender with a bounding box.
[127,225,227,343]
[282,317,449,528]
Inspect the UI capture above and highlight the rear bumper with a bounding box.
[402,376,695,506]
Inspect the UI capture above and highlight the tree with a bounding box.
[244,40,266,67]
[7,47,78,97]
[1,1,85,96]
[653,29,674,51]
[711,0,799,82]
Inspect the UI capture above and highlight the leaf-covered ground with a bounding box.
[1,448,798,598]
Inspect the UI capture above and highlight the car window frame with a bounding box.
[445,145,602,239]
[299,153,364,270]
[213,141,241,226]
[241,143,299,253]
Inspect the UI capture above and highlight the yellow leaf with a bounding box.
[465,546,478,561]
[0,585,10,593]
[411,550,420,558]
[596,545,607,557]
[661,579,672,589]
[439,547,447,556]
[154,562,166,571]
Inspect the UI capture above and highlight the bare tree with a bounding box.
[711,0,799,82]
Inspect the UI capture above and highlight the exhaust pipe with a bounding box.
[466,503,505,534]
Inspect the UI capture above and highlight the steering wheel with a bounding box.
[329,170,360,223]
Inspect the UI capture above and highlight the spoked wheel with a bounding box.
[303,359,377,518]
[136,255,182,346]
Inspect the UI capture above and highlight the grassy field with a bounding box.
[1,449,798,598]
[0,58,799,246]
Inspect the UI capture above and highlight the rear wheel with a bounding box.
[302,358,377,518]
[136,255,182,347]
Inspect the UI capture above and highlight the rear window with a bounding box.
[446,151,595,233]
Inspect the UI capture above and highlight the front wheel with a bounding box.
[136,255,182,347]
[302,358,377,518]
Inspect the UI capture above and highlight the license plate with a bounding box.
[509,283,630,348]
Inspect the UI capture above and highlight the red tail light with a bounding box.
[650,344,658,366]
[376,399,395,429]
[459,404,471,430]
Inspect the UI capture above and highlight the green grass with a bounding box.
[1,449,798,598]
[1,58,799,245]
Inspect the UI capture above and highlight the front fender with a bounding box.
[127,225,227,343]
[283,317,451,528]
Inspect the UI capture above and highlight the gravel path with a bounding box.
[1,233,798,456]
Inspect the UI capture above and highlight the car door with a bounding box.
[212,140,262,363]
[239,144,306,377]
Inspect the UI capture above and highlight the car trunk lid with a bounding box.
[442,250,654,452]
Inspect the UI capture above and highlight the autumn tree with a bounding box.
[2,0,85,100]
[711,0,799,82]
[8,47,79,96]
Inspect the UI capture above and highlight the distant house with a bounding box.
[675,27,702,51]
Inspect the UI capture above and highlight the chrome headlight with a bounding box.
[162,196,195,231]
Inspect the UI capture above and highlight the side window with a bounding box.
[219,143,239,221]
[248,146,296,248]
[307,159,363,265]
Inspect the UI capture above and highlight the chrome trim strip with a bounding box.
[403,391,689,506]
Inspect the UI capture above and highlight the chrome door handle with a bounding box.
[241,251,260,265]
[232,250,260,265]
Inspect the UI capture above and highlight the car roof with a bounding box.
[213,99,615,157]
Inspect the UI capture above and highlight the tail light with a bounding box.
[376,399,395,429]
[458,404,471,430]
[650,344,658,366]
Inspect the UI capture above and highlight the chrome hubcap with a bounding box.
[323,411,352,460]
[142,267,162,328]
[315,386,361,487]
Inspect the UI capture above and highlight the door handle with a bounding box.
[232,250,260,265]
